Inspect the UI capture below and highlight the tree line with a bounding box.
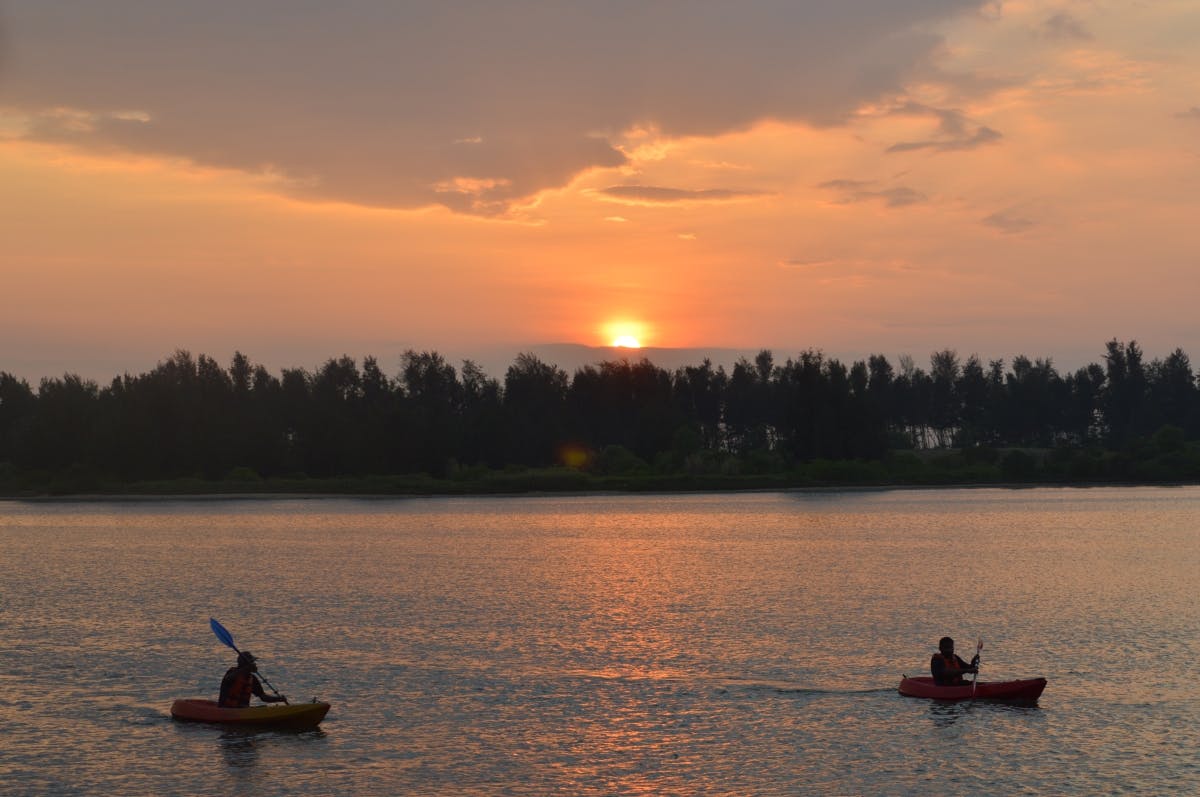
[1,339,1199,491]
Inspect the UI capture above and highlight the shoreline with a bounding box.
[4,480,1195,502]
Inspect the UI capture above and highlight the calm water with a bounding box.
[1,487,1197,795]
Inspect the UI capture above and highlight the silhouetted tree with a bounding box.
[279,367,313,474]
[929,350,961,447]
[1104,339,1147,447]
[848,359,888,458]
[776,350,828,460]
[245,362,287,476]
[399,350,462,476]
[27,374,101,472]
[357,356,398,474]
[1064,364,1106,446]
[956,355,990,446]
[1147,349,1198,437]
[505,353,569,466]
[893,355,932,449]
[460,360,505,468]
[0,372,36,467]
[866,355,898,443]
[725,351,777,454]
[672,359,727,451]
[1003,356,1064,446]
[308,356,364,476]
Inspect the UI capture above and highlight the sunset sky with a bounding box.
[2,1,1198,382]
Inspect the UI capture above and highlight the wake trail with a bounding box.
[715,677,895,696]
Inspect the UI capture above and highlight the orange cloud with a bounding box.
[596,185,769,205]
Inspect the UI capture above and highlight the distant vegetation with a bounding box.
[2,339,1200,495]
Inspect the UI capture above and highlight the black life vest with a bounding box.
[934,652,967,686]
[219,667,255,707]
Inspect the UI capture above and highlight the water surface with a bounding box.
[2,487,1197,795]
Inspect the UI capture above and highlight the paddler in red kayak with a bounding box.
[218,651,288,708]
[931,636,980,686]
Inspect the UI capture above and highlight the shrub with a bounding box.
[1000,449,1039,481]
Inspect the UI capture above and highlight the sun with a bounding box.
[602,320,650,348]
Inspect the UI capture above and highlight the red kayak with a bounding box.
[170,699,330,729]
[898,676,1046,701]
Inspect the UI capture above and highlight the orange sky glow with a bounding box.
[2,1,1198,381]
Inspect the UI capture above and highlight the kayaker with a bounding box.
[218,651,287,708]
[930,636,980,686]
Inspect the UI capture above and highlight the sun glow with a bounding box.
[603,320,649,348]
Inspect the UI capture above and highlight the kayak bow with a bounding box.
[898,676,1046,702]
[170,699,330,729]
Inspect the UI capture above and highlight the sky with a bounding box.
[2,1,1199,383]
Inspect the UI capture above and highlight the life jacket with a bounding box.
[934,652,967,686]
[219,667,255,708]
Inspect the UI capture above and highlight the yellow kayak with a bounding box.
[170,699,330,729]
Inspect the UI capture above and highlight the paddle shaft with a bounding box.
[250,668,288,705]
[970,639,983,700]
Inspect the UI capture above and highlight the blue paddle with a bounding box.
[209,617,289,704]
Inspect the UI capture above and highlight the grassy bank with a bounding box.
[5,443,1200,498]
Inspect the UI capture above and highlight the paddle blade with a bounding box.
[210,617,238,651]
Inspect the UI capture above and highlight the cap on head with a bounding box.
[237,650,257,667]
